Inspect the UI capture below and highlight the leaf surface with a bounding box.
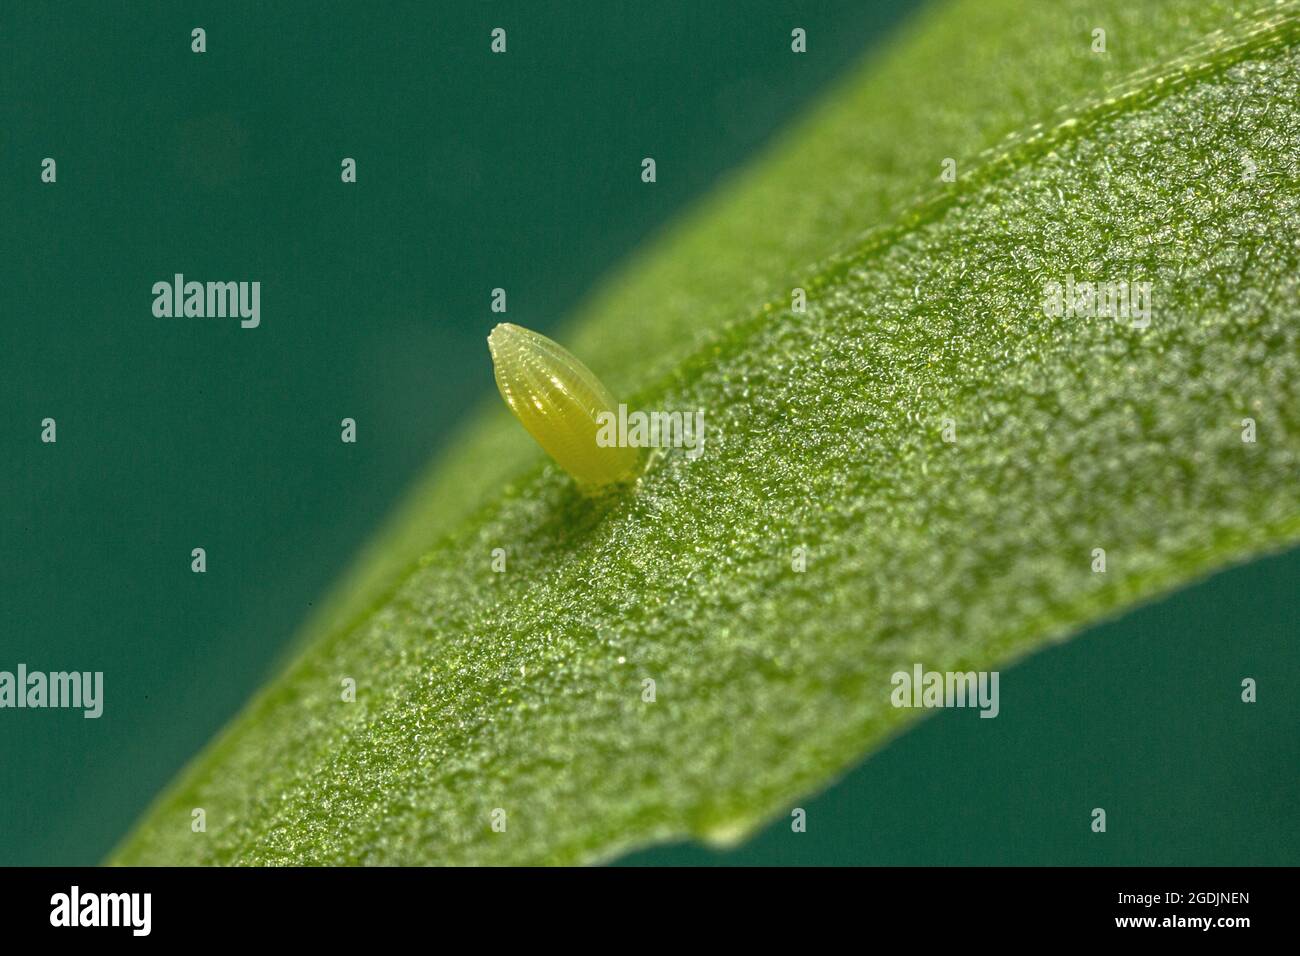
[114,0,1300,865]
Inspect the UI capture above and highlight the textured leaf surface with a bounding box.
[114,0,1300,865]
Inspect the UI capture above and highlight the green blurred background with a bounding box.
[2,0,1296,867]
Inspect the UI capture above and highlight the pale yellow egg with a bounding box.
[487,323,641,488]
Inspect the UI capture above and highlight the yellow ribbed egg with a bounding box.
[487,323,641,488]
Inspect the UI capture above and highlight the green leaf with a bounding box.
[113,0,1300,865]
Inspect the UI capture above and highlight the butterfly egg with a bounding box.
[487,323,641,488]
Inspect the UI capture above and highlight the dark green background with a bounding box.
[1,1,1295,867]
